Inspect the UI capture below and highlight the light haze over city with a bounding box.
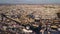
[0,0,60,4]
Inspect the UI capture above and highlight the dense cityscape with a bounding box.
[0,5,60,34]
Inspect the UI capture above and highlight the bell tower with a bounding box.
[57,13,60,18]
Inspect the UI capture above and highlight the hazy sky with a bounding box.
[0,0,60,4]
